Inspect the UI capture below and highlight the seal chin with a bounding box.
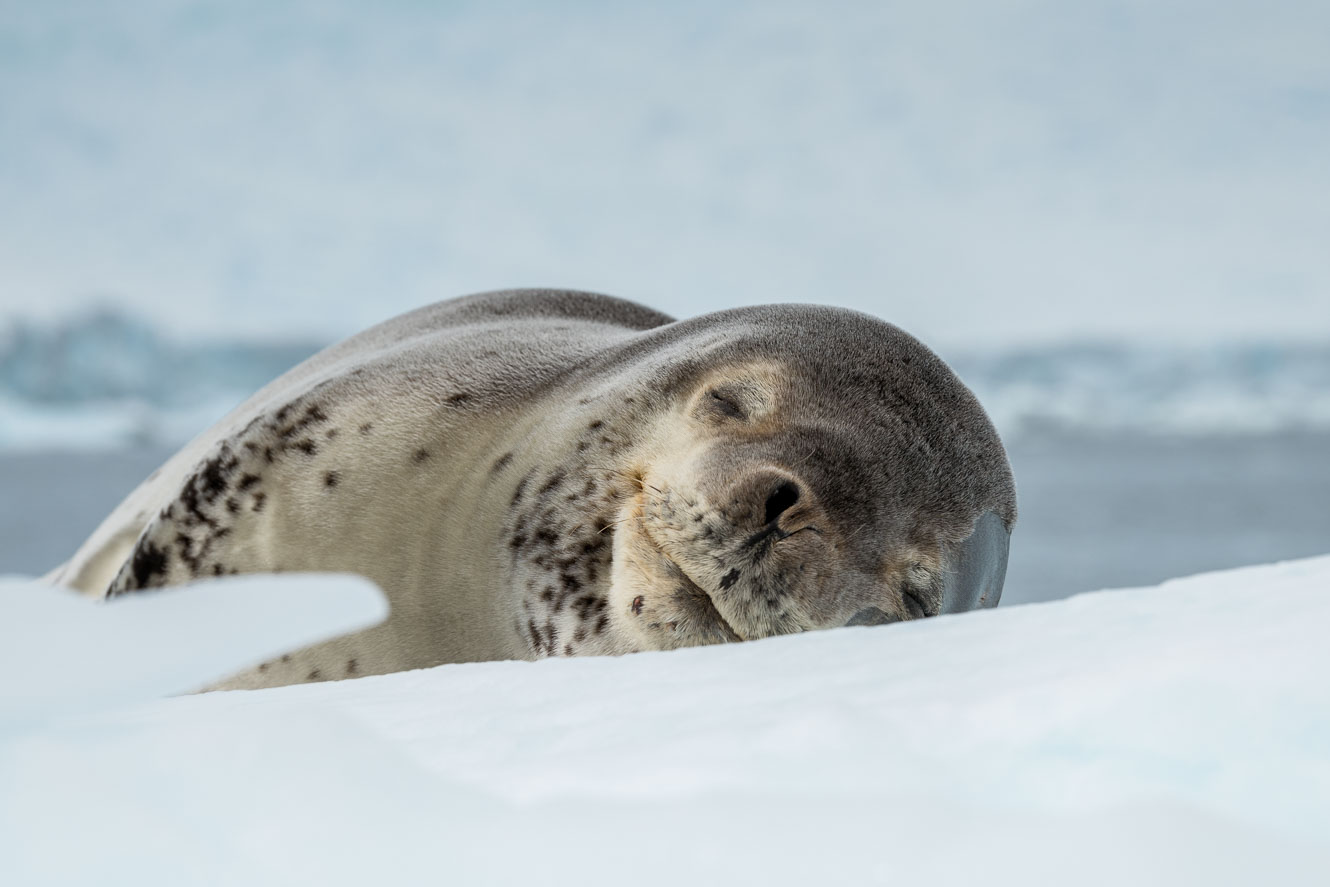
[610,499,745,649]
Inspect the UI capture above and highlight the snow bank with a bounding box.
[0,573,387,724]
[2,558,1328,885]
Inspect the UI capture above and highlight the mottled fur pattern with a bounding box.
[51,289,1016,690]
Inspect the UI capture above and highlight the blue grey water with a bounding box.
[6,432,1328,607]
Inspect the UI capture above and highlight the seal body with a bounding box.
[53,290,1016,689]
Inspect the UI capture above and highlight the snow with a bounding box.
[0,573,387,725]
[3,557,1329,884]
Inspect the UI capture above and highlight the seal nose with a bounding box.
[724,470,804,531]
[763,479,801,525]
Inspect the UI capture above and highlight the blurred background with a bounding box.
[2,0,1327,602]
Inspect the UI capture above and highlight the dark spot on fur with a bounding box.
[129,540,169,587]
[326,428,339,440]
[252,491,267,512]
[573,595,604,619]
[490,452,514,474]
[446,392,472,406]
[212,564,224,576]
[307,669,321,681]
[719,569,741,590]
[178,479,217,531]
[280,654,292,663]
[631,595,645,615]
[324,470,339,488]
[573,627,587,643]
[258,662,269,672]
[359,422,374,434]
[588,419,604,430]
[237,474,260,491]
[174,532,201,575]
[197,456,231,501]
[511,469,535,506]
[594,614,609,634]
[538,471,565,496]
[563,643,573,656]
[294,439,317,456]
[346,659,358,675]
[264,446,274,463]
[413,448,430,463]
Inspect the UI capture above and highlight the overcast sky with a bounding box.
[2,0,1327,347]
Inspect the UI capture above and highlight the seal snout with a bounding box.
[723,469,813,535]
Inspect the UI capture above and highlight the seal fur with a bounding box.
[51,289,1016,689]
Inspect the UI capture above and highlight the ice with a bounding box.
[2,557,1328,884]
[0,573,387,724]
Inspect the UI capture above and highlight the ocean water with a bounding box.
[4,307,1330,452]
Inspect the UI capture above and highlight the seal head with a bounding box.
[566,307,1016,651]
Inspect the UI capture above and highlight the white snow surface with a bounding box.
[0,573,387,724]
[3,558,1329,885]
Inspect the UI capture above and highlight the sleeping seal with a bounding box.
[51,289,1016,689]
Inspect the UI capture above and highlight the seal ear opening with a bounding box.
[940,511,1010,613]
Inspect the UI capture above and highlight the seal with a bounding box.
[51,289,1016,689]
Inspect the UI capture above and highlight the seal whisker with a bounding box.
[597,517,633,535]
[583,464,662,495]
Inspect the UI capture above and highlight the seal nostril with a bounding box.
[763,481,800,525]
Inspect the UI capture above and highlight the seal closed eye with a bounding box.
[49,289,1016,689]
